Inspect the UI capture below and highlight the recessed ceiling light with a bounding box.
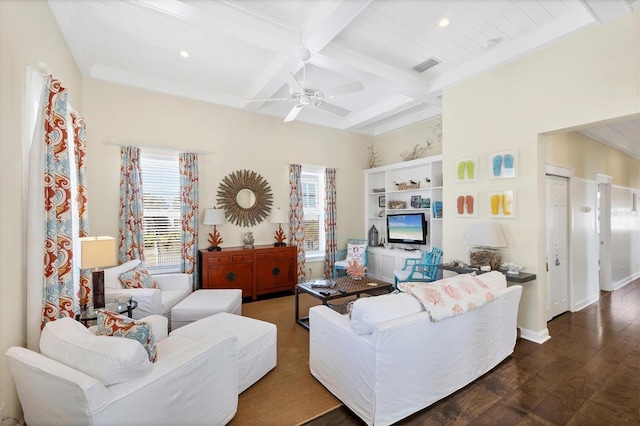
[438,18,450,28]
[179,50,190,58]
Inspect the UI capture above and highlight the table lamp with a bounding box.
[270,207,288,247]
[204,208,226,251]
[464,222,507,270]
[79,236,117,309]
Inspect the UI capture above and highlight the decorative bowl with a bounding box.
[502,263,524,275]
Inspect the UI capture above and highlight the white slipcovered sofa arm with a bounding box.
[104,288,162,320]
[154,273,193,293]
[103,334,239,425]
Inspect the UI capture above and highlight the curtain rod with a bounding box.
[284,161,341,170]
[104,141,209,155]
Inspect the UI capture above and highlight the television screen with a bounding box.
[386,213,427,245]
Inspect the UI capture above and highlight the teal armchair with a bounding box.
[333,239,369,278]
[393,247,443,288]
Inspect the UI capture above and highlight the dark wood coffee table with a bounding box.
[295,276,392,329]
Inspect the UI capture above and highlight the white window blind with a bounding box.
[301,168,325,257]
[140,150,181,273]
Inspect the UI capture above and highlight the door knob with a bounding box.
[555,255,560,266]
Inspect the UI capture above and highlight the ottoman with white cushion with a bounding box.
[171,289,242,330]
[170,312,277,393]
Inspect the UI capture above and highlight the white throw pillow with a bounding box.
[350,293,424,335]
[40,317,152,386]
[346,243,367,263]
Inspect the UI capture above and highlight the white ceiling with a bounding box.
[49,0,638,154]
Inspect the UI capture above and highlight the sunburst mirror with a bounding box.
[217,170,273,227]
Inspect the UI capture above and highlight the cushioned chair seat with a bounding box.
[171,289,243,330]
[170,312,276,393]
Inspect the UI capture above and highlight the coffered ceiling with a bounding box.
[49,0,638,155]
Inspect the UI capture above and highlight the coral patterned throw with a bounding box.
[96,310,157,362]
[118,263,158,289]
[399,274,496,322]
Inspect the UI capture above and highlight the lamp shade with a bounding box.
[464,222,507,248]
[270,207,288,224]
[79,236,116,269]
[203,208,226,226]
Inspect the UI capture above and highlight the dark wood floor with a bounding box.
[305,279,639,426]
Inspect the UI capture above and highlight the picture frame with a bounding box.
[378,195,386,208]
[455,193,477,217]
[488,150,517,179]
[487,190,516,218]
[455,157,478,182]
[410,195,421,208]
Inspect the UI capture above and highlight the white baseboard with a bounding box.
[518,327,551,344]
[573,294,599,312]
[611,272,640,291]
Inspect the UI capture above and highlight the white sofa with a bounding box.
[6,315,238,425]
[104,259,192,321]
[309,272,523,426]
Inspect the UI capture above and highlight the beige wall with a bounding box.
[0,0,84,420]
[83,79,372,272]
[443,10,639,337]
[545,131,640,188]
[373,115,442,166]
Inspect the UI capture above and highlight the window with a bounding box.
[140,150,181,273]
[301,167,325,258]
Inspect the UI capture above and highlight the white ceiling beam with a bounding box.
[310,47,442,107]
[343,95,422,131]
[580,0,632,23]
[362,106,443,137]
[133,0,298,52]
[241,0,372,112]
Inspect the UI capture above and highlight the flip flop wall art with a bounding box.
[455,193,477,217]
[488,190,516,218]
[455,157,478,182]
[489,151,517,179]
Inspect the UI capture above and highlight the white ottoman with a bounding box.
[170,313,277,393]
[171,289,242,330]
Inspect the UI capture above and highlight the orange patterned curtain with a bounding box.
[179,153,199,289]
[41,79,75,327]
[323,168,337,278]
[289,164,306,282]
[72,113,91,307]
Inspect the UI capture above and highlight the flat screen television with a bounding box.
[386,213,427,245]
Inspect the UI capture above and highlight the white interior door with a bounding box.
[597,183,612,290]
[546,175,570,321]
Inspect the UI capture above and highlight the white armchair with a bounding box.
[103,260,192,321]
[6,316,238,425]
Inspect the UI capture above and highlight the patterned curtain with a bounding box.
[40,78,75,327]
[72,113,91,307]
[118,146,145,263]
[179,153,199,289]
[323,168,337,278]
[289,164,306,282]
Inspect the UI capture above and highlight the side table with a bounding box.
[76,298,138,326]
[437,264,537,283]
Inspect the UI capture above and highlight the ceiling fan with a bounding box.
[243,47,364,122]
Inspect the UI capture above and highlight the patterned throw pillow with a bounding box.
[96,310,157,362]
[118,263,158,289]
[346,243,367,263]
